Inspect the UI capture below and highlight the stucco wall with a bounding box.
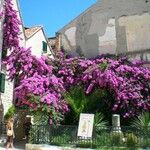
[26,29,52,58]
[12,0,26,47]
[1,71,14,116]
[59,0,150,60]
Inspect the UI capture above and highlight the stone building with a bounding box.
[57,0,150,61]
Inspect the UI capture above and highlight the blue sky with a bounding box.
[19,0,96,37]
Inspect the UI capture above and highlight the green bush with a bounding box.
[97,132,111,146]
[126,133,138,148]
[110,132,124,146]
[132,112,150,136]
[4,105,16,121]
[50,134,71,146]
[76,140,96,148]
[142,138,150,148]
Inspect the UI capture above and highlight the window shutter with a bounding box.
[2,50,7,59]
[42,41,47,53]
[0,73,6,93]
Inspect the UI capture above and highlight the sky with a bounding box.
[19,0,96,37]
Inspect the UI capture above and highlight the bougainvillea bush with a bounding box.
[54,53,150,118]
[2,0,68,124]
[2,0,150,124]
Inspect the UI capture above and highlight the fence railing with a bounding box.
[29,125,150,148]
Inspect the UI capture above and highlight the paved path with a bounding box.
[0,140,25,150]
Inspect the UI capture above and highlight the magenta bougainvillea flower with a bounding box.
[2,0,150,123]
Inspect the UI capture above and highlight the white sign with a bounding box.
[77,113,94,138]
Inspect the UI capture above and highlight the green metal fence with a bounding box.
[29,125,150,148]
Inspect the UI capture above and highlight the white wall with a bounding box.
[26,29,53,58]
[12,0,26,47]
[1,71,14,115]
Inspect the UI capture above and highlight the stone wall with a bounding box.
[58,0,150,60]
[1,69,14,117]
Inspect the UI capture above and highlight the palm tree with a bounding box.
[132,112,150,136]
[64,86,87,122]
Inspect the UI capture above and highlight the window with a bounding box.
[0,73,6,93]
[2,50,7,59]
[42,41,47,53]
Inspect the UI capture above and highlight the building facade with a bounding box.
[57,0,150,60]
[25,26,53,58]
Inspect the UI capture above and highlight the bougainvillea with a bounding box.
[2,0,150,123]
[54,53,150,118]
[2,0,68,123]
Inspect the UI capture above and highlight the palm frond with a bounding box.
[94,112,108,127]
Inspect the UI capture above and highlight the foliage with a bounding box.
[64,86,87,121]
[55,53,150,118]
[110,132,124,146]
[94,112,108,127]
[2,0,68,124]
[50,134,71,146]
[142,138,150,148]
[132,112,150,128]
[97,132,111,146]
[4,105,16,120]
[2,0,150,124]
[126,133,138,148]
[132,112,150,137]
[63,86,110,124]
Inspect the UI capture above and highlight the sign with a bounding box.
[77,113,94,138]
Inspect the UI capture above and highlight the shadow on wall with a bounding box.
[76,34,99,58]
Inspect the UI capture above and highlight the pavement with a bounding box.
[0,139,26,150]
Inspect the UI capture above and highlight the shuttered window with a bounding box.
[0,73,6,93]
[2,50,7,59]
[42,41,47,53]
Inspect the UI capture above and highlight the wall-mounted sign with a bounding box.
[77,113,94,138]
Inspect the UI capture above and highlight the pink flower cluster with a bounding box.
[2,0,68,122]
[2,0,150,121]
[55,54,150,118]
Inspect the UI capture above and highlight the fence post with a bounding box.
[112,114,121,132]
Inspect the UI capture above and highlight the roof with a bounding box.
[25,26,42,39]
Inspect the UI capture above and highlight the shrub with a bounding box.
[126,133,138,148]
[50,134,71,146]
[132,112,150,137]
[97,132,111,146]
[76,140,96,148]
[142,138,150,148]
[4,105,16,121]
[110,132,124,146]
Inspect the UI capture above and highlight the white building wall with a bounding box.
[12,0,26,47]
[26,29,52,58]
[1,73,14,115]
